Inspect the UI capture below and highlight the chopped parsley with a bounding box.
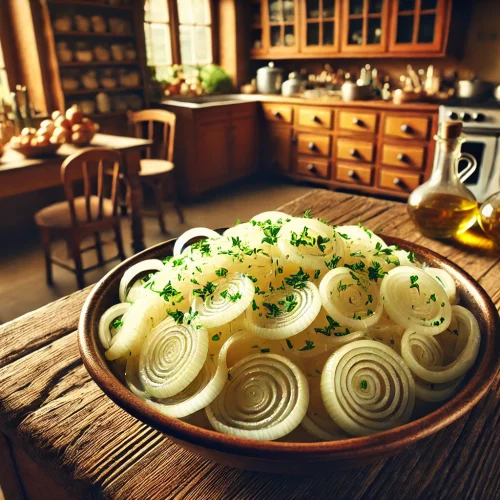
[278,294,298,313]
[360,380,368,390]
[317,235,330,253]
[212,333,221,341]
[284,268,310,290]
[337,280,352,293]
[260,348,270,353]
[193,281,218,300]
[314,269,321,279]
[261,222,281,245]
[429,294,436,302]
[157,282,181,302]
[263,302,281,318]
[303,209,312,218]
[190,239,211,256]
[326,256,342,270]
[368,261,386,282]
[337,232,351,240]
[286,339,293,349]
[228,292,242,302]
[168,310,184,324]
[252,299,259,311]
[111,316,123,329]
[407,251,416,263]
[215,268,228,277]
[290,226,316,248]
[299,340,315,351]
[314,316,340,336]
[410,275,420,293]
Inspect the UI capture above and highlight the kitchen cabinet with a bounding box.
[268,126,293,173]
[158,102,258,199]
[340,0,389,54]
[249,0,454,58]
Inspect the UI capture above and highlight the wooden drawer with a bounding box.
[297,133,331,156]
[381,144,426,170]
[338,111,377,134]
[262,103,293,124]
[337,138,375,163]
[379,168,422,192]
[296,157,329,179]
[297,107,333,130]
[336,163,373,186]
[384,115,430,140]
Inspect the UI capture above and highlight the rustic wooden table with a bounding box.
[0,133,152,253]
[0,190,499,499]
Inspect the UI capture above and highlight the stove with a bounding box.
[439,104,500,201]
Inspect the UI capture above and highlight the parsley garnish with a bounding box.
[314,269,321,279]
[303,209,312,218]
[260,348,270,353]
[215,268,228,277]
[368,261,386,282]
[263,302,281,318]
[252,299,259,311]
[407,251,416,263]
[326,256,341,270]
[337,280,352,293]
[284,268,310,289]
[111,316,123,329]
[429,294,436,302]
[168,310,184,324]
[286,339,293,349]
[157,282,181,301]
[290,226,316,248]
[337,232,351,240]
[299,340,315,351]
[191,239,211,256]
[314,316,340,336]
[360,380,368,390]
[228,292,242,302]
[261,222,281,245]
[317,235,330,253]
[212,333,220,341]
[278,294,298,313]
[220,290,228,299]
[410,275,420,293]
[193,281,218,300]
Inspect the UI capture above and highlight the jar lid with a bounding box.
[257,62,283,75]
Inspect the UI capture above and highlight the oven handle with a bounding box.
[457,153,478,183]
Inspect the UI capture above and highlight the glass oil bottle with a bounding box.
[407,121,478,239]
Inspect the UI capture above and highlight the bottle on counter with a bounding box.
[407,121,479,239]
[479,193,500,248]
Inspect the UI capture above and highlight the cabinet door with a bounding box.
[267,0,300,55]
[268,126,292,173]
[231,114,257,179]
[340,0,388,53]
[388,0,448,54]
[300,0,340,54]
[195,120,230,193]
[250,0,267,56]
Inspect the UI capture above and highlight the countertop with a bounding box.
[161,93,441,112]
[0,190,498,499]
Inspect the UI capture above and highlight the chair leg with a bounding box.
[120,177,130,217]
[68,235,85,289]
[154,180,167,234]
[172,186,184,224]
[94,232,104,265]
[39,228,53,286]
[114,222,126,261]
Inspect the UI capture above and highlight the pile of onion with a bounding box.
[99,211,480,440]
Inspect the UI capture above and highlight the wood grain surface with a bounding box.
[0,190,499,499]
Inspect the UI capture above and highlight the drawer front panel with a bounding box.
[297,107,333,129]
[338,111,378,134]
[297,157,329,179]
[336,163,373,186]
[337,138,375,163]
[381,144,426,169]
[262,103,293,124]
[297,133,331,156]
[384,115,430,140]
[379,168,422,192]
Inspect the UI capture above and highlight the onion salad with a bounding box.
[98,211,481,440]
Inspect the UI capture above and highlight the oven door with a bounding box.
[458,134,497,202]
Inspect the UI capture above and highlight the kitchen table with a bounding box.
[0,190,499,499]
[0,133,152,253]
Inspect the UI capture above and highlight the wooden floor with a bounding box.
[0,177,310,324]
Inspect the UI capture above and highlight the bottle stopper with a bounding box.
[441,120,463,139]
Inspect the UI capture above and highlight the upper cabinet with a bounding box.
[249,0,453,58]
[340,0,388,53]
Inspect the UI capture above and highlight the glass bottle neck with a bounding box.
[429,137,463,186]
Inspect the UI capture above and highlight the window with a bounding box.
[0,40,9,101]
[144,0,213,78]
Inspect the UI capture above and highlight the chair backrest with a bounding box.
[127,109,176,162]
[61,147,121,227]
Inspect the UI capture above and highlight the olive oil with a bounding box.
[408,193,478,239]
[479,192,500,247]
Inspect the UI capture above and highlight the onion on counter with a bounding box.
[98,211,481,441]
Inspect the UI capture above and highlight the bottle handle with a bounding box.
[457,153,477,183]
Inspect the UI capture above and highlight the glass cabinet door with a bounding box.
[250,0,266,55]
[341,0,388,53]
[301,0,339,53]
[267,0,299,53]
[389,0,446,53]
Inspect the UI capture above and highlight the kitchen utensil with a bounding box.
[456,80,493,100]
[281,72,303,97]
[79,231,500,473]
[256,62,283,94]
[341,81,371,101]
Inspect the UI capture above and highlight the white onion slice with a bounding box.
[192,274,255,329]
[206,353,309,440]
[98,302,131,350]
[105,293,166,361]
[381,266,452,335]
[251,211,289,224]
[401,305,480,384]
[173,227,221,256]
[321,340,415,436]
[119,259,164,303]
[319,268,383,329]
[138,317,209,398]
[414,377,463,402]
[424,267,458,304]
[245,282,321,339]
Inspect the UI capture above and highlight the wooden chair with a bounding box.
[34,148,126,289]
[127,109,184,234]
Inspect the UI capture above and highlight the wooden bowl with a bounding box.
[10,143,62,158]
[78,234,500,474]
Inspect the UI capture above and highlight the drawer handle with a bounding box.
[291,135,297,144]
[393,177,403,186]
[308,141,316,151]
[348,169,357,179]
[397,153,407,162]
[349,148,358,158]
[307,163,316,173]
[313,115,321,123]
[273,111,282,119]
[352,117,363,126]
[400,123,412,134]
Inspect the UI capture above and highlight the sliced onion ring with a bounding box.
[119,259,164,303]
[98,302,131,350]
[173,227,220,256]
[424,267,458,304]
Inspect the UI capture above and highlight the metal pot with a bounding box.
[256,62,283,94]
[456,80,493,99]
[494,84,500,102]
[341,81,371,102]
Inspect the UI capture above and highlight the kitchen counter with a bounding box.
[162,93,441,112]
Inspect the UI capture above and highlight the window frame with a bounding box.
[144,0,217,71]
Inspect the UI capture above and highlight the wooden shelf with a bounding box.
[48,0,133,11]
[64,86,143,95]
[59,60,140,67]
[54,31,135,38]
